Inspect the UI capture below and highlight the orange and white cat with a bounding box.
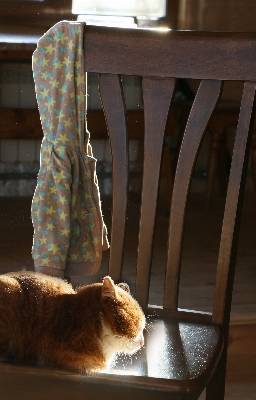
[0,272,145,372]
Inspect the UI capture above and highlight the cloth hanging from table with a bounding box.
[31,21,109,278]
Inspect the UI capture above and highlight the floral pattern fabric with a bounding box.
[31,21,109,278]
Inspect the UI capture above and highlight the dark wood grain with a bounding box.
[213,81,256,329]
[206,108,240,208]
[99,73,128,281]
[0,0,73,35]
[164,80,223,310]
[84,28,256,398]
[0,108,42,139]
[0,108,176,140]
[0,45,36,61]
[135,77,175,307]
[84,26,256,81]
[251,128,256,191]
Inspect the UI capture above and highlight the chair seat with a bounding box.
[105,318,223,393]
[0,318,223,399]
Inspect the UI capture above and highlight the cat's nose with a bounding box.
[139,337,144,347]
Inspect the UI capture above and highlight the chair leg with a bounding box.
[205,349,227,400]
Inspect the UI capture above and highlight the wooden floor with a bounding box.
[0,184,255,399]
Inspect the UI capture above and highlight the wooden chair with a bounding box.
[1,27,256,400]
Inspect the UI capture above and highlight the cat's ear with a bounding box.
[102,276,116,299]
[117,282,130,294]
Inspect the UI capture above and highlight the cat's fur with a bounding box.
[0,272,145,372]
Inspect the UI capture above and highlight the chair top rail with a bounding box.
[84,26,256,81]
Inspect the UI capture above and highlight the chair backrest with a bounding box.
[84,27,256,330]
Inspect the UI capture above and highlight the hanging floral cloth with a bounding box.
[31,21,109,279]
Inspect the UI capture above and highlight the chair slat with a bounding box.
[135,77,175,307]
[212,81,256,328]
[164,80,223,310]
[99,73,128,281]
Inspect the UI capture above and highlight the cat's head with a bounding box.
[100,276,145,355]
